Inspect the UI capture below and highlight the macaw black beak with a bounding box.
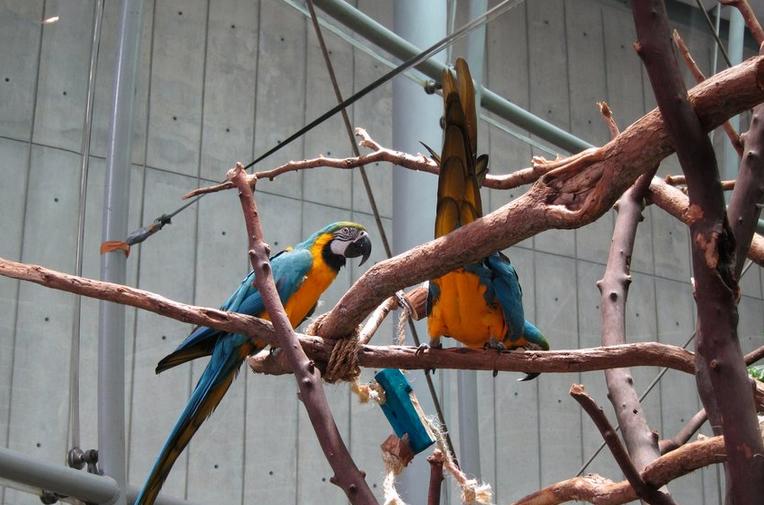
[345,232,372,266]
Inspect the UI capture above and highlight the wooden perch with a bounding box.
[316,55,764,340]
[570,384,675,505]
[647,177,764,266]
[633,2,764,504]
[513,435,729,505]
[227,163,375,504]
[0,256,699,377]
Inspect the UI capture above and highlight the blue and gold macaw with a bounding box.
[427,58,548,379]
[134,222,371,505]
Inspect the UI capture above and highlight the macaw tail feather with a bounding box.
[155,326,220,375]
[134,338,250,505]
[517,320,548,382]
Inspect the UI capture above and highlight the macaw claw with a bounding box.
[415,341,441,375]
[483,339,505,352]
[518,372,540,382]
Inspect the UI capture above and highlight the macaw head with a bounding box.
[302,221,372,271]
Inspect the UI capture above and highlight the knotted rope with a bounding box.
[306,313,361,384]
[424,416,493,505]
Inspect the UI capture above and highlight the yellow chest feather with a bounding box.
[259,240,339,328]
[428,269,507,348]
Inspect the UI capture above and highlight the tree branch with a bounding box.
[727,96,764,276]
[633,2,764,503]
[513,435,729,505]
[664,175,736,191]
[0,255,699,377]
[672,28,744,156]
[227,163,376,504]
[721,0,764,46]
[596,103,665,480]
[570,385,675,505]
[316,55,764,340]
[648,177,764,265]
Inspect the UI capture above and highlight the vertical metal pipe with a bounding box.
[456,0,486,481]
[721,6,745,196]
[393,2,446,503]
[99,1,144,504]
[69,0,105,457]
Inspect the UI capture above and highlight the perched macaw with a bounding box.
[426,58,548,379]
[134,222,371,505]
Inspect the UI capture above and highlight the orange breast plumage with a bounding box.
[428,269,507,348]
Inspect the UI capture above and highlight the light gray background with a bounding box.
[0,0,762,504]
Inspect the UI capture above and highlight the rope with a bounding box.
[323,336,361,384]
[381,448,408,505]
[424,417,493,505]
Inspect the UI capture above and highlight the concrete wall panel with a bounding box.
[0,139,31,464]
[199,0,259,181]
[5,146,80,505]
[303,31,354,210]
[32,0,94,151]
[655,277,703,504]
[252,0,306,200]
[351,0,393,220]
[127,169,199,497]
[147,0,207,176]
[534,252,582,486]
[0,2,43,140]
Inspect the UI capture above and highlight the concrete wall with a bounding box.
[0,0,762,504]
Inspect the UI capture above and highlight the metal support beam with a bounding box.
[0,447,204,505]
[98,1,144,505]
[393,1,446,503]
[0,447,119,505]
[313,0,592,153]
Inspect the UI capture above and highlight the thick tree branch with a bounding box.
[659,344,764,454]
[513,435,729,505]
[316,55,764,340]
[0,255,699,377]
[596,103,665,480]
[247,338,696,376]
[227,163,376,504]
[648,177,764,265]
[570,385,675,505]
[727,102,764,276]
[633,2,764,504]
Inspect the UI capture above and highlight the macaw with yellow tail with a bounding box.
[427,58,548,379]
[134,222,371,505]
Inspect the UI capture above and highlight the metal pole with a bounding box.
[69,0,105,458]
[456,0,485,481]
[99,1,144,504]
[313,0,591,153]
[0,447,205,505]
[393,1,446,503]
[0,447,120,505]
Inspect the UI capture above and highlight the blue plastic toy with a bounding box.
[374,369,436,454]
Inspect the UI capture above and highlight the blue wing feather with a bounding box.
[137,247,317,505]
[483,252,526,343]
